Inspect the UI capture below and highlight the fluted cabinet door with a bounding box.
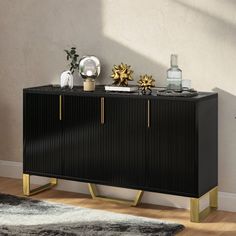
[62,95,103,182]
[104,97,146,188]
[62,95,147,188]
[23,93,62,176]
[146,99,198,197]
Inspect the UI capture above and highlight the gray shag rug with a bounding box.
[0,193,184,236]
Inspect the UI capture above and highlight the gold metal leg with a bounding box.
[190,186,218,222]
[23,174,58,196]
[88,183,144,206]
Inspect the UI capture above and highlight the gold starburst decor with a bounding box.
[138,74,155,95]
[111,63,134,86]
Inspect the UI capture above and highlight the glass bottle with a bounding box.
[167,54,182,91]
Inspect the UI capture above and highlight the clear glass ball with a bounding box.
[79,56,101,79]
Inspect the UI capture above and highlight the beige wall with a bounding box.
[0,0,235,194]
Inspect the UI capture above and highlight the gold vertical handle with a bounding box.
[101,97,104,124]
[59,95,62,121]
[147,99,150,128]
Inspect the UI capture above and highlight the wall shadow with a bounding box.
[212,88,236,194]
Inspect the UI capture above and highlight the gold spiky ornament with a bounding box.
[138,74,155,94]
[111,63,134,86]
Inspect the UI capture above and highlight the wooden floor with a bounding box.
[0,177,236,235]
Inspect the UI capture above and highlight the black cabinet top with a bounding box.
[23,85,217,102]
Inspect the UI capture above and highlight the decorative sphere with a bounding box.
[79,56,101,79]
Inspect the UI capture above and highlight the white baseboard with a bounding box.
[0,160,23,179]
[0,160,236,212]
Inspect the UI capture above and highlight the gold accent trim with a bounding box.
[190,186,218,222]
[23,174,57,196]
[101,97,105,124]
[147,99,150,128]
[59,95,62,121]
[88,183,144,206]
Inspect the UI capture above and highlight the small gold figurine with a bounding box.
[111,63,134,86]
[138,74,155,95]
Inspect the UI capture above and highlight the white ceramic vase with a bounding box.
[60,70,73,89]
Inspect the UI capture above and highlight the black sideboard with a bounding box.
[23,85,218,222]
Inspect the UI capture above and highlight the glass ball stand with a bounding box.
[83,78,95,91]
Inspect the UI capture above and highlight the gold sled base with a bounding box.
[22,174,217,222]
[88,183,144,207]
[23,174,57,196]
[190,186,218,223]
